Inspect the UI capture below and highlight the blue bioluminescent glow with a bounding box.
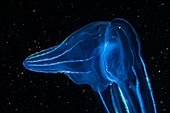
[23,18,157,113]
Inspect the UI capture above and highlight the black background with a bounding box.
[1,0,169,113]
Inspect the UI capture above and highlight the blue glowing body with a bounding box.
[23,18,157,113]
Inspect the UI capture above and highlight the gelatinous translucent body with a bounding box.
[23,18,157,113]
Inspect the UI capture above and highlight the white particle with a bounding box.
[160,100,163,104]
[45,105,48,108]
[164,56,167,59]
[158,70,161,73]
[34,40,37,43]
[160,3,164,6]
[151,56,154,60]
[40,102,43,106]
[163,109,166,111]
[85,109,89,112]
